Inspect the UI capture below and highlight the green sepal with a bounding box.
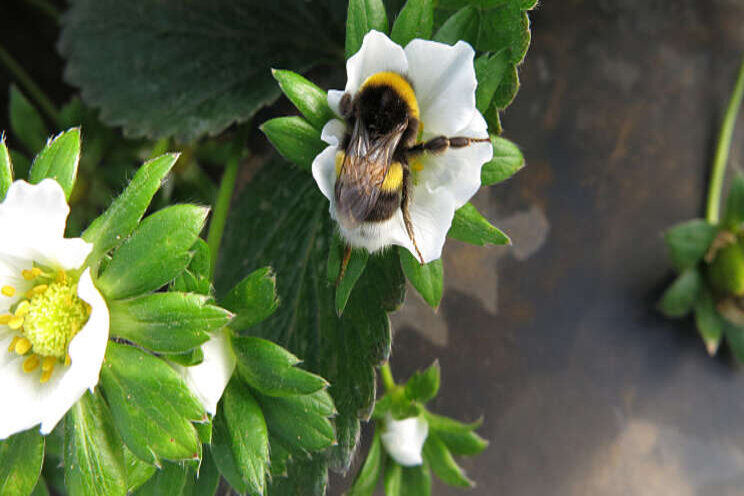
[390,0,433,47]
[336,248,370,316]
[346,0,389,59]
[694,288,724,356]
[109,292,231,354]
[0,136,12,200]
[723,172,744,231]
[347,430,383,496]
[195,418,212,445]
[0,428,44,496]
[707,242,744,296]
[261,116,327,172]
[9,85,47,154]
[400,463,432,496]
[98,204,209,300]
[167,348,205,367]
[28,128,80,200]
[100,342,205,465]
[664,219,718,272]
[482,135,524,185]
[82,153,179,268]
[475,52,509,115]
[272,69,336,130]
[64,391,127,496]
[384,457,403,495]
[232,335,328,397]
[405,360,440,403]
[723,319,744,363]
[192,448,220,496]
[125,447,157,494]
[425,412,488,456]
[422,432,473,488]
[131,463,187,496]
[220,267,279,331]
[399,248,443,309]
[448,202,510,246]
[658,269,702,318]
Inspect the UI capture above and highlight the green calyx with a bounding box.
[707,240,744,296]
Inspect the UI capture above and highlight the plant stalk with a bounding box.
[206,148,241,278]
[380,362,396,392]
[0,44,59,123]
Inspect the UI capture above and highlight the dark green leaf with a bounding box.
[267,456,329,496]
[694,288,724,356]
[109,292,231,353]
[707,242,744,295]
[30,478,49,496]
[448,202,510,246]
[0,137,12,200]
[272,69,336,130]
[220,266,279,331]
[723,319,744,364]
[28,128,80,200]
[422,432,472,488]
[658,269,702,318]
[132,463,187,496]
[401,463,432,496]
[390,0,433,47]
[348,431,383,496]
[346,0,389,58]
[434,6,478,45]
[192,448,220,496]
[83,153,179,268]
[167,348,205,367]
[405,361,440,403]
[125,447,157,494]
[9,85,47,154]
[60,0,345,141]
[98,205,209,300]
[0,428,44,496]
[425,413,487,456]
[481,135,524,185]
[336,248,370,315]
[232,336,328,397]
[664,219,718,272]
[100,342,204,464]
[723,172,744,230]
[384,457,403,495]
[475,52,509,114]
[9,149,30,182]
[399,248,443,309]
[260,117,327,171]
[64,391,126,496]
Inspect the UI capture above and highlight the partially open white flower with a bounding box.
[0,179,108,439]
[174,328,236,415]
[312,30,493,263]
[380,413,429,466]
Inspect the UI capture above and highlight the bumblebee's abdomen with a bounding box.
[364,191,401,222]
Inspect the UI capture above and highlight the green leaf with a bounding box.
[59,0,346,141]
[125,447,157,494]
[9,149,31,182]
[64,391,126,496]
[336,248,370,315]
[0,428,44,496]
[425,413,487,456]
[132,463,187,496]
[658,269,702,318]
[9,85,47,154]
[475,51,509,114]
[422,432,472,488]
[399,248,443,309]
[267,456,329,496]
[30,479,49,496]
[172,239,213,296]
[260,117,327,171]
[723,319,744,363]
[82,153,179,268]
[167,348,205,367]
[346,0,389,58]
[482,135,524,185]
[100,342,205,465]
[0,137,12,200]
[694,288,724,356]
[706,242,744,296]
[272,69,336,130]
[724,172,744,230]
[348,431,383,496]
[28,128,80,200]
[405,361,440,403]
[98,205,209,300]
[384,457,403,495]
[211,380,268,495]
[448,202,510,246]
[232,336,328,397]
[390,0,433,47]
[434,6,478,45]
[664,219,718,272]
[401,463,432,496]
[220,267,279,331]
[192,448,220,496]
[109,292,231,353]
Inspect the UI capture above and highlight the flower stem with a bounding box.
[206,147,241,278]
[380,362,396,392]
[707,56,744,224]
[0,44,59,123]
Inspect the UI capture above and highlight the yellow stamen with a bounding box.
[7,336,20,352]
[8,316,24,330]
[0,314,12,325]
[14,301,30,317]
[42,356,56,372]
[25,290,34,299]
[14,337,32,355]
[40,370,53,383]
[412,160,424,172]
[22,268,42,280]
[32,284,48,295]
[1,285,15,297]
[56,271,66,284]
[65,354,71,367]
[23,354,39,372]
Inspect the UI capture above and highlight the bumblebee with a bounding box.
[335,71,488,264]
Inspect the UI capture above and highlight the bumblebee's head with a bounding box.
[357,72,419,138]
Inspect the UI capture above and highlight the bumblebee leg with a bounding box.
[339,93,353,119]
[401,165,425,264]
[336,243,353,286]
[406,135,490,156]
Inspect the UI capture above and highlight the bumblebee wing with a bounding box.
[335,119,406,228]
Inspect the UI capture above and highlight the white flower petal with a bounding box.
[312,145,339,203]
[327,90,345,117]
[404,39,478,137]
[346,30,409,96]
[381,414,429,467]
[406,185,457,263]
[321,119,347,147]
[0,179,69,243]
[174,329,236,415]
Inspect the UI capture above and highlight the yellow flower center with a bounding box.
[2,267,90,383]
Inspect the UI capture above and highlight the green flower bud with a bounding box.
[707,241,744,296]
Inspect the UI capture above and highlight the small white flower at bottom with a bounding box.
[380,413,429,467]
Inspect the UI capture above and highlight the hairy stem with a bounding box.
[0,44,59,123]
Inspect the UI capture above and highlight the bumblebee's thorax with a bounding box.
[354,71,420,145]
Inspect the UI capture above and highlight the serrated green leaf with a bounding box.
[28,128,80,200]
[232,336,328,397]
[272,69,336,130]
[125,447,157,494]
[482,135,524,185]
[399,248,443,309]
[405,361,440,403]
[0,137,12,200]
[82,153,179,268]
[192,448,220,496]
[434,6,478,45]
[220,266,279,331]
[390,0,433,47]
[0,428,44,496]
[384,457,403,495]
[98,205,209,300]
[401,462,432,496]
[694,288,724,356]
[348,431,383,496]
[100,342,205,465]
[658,269,702,318]
[132,463,188,496]
[347,0,389,58]
[109,292,231,353]
[490,63,519,110]
[186,238,211,281]
[723,172,744,230]
[422,432,472,488]
[64,391,126,496]
[448,202,510,246]
[425,412,488,456]
[336,248,370,315]
[475,51,509,114]
[261,117,327,171]
[9,85,47,154]
[267,456,329,496]
[664,219,718,272]
[60,0,346,141]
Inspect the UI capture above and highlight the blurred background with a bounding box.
[5,1,744,494]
